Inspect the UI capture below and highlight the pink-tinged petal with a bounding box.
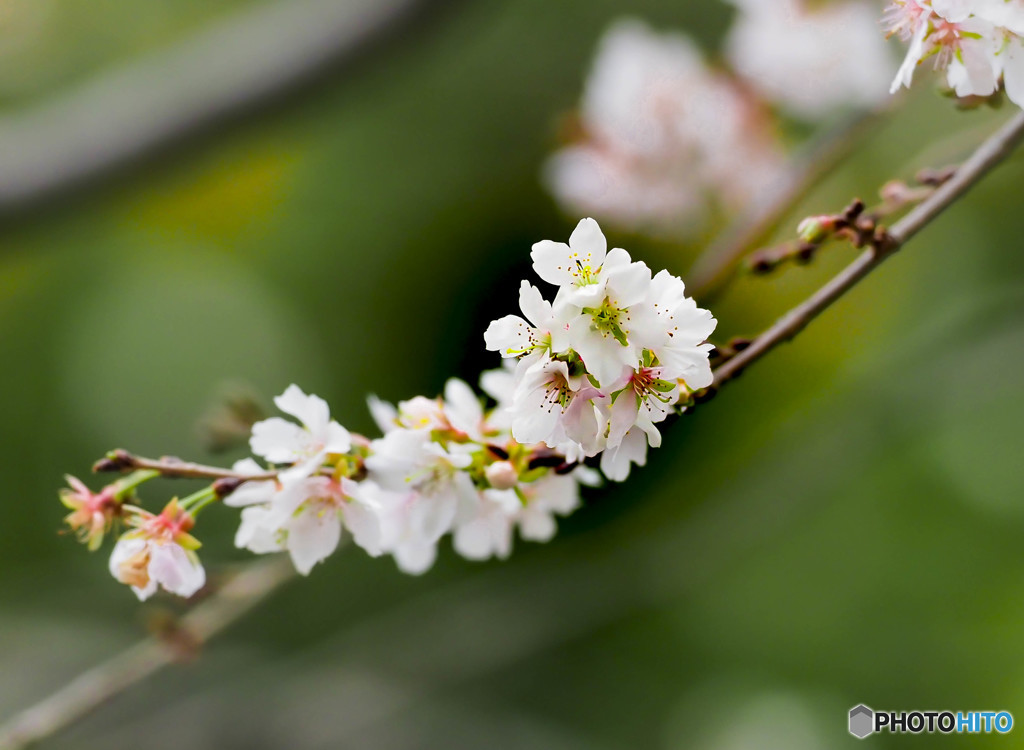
[607,387,640,449]
[518,280,552,327]
[530,240,576,286]
[286,508,342,575]
[150,543,205,598]
[274,384,331,437]
[250,417,308,463]
[567,217,608,266]
[323,422,352,454]
[484,315,532,356]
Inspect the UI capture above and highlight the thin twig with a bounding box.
[0,0,459,216]
[94,450,278,482]
[711,110,1024,389]
[0,558,295,750]
[688,107,887,300]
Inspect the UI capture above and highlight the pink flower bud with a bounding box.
[485,461,519,490]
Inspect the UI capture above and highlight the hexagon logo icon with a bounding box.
[849,704,874,739]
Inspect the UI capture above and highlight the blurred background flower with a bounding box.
[2,0,1023,748]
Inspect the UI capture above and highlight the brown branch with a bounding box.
[688,107,888,300]
[93,450,278,482]
[0,558,295,750]
[711,110,1024,390]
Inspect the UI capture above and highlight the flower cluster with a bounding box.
[543,20,786,237]
[888,0,1024,106]
[61,219,716,598]
[485,218,717,481]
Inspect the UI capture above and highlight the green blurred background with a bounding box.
[2,0,1024,747]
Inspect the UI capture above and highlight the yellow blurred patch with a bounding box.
[122,143,302,243]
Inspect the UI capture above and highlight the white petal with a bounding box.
[599,428,648,481]
[249,417,308,463]
[1003,37,1024,107]
[484,315,533,356]
[274,384,331,437]
[231,458,266,475]
[531,240,576,286]
[223,478,278,508]
[286,508,342,575]
[344,498,385,557]
[605,255,651,308]
[323,422,352,454]
[444,378,483,436]
[518,280,553,328]
[235,506,285,553]
[367,394,399,434]
[394,541,437,575]
[519,508,557,542]
[568,217,608,266]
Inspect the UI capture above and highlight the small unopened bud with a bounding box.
[93,449,134,473]
[485,461,519,490]
[796,215,835,244]
[212,477,244,498]
[487,445,510,460]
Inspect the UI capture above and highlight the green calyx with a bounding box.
[582,299,629,347]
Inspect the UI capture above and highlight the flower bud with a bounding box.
[796,215,835,244]
[485,461,519,490]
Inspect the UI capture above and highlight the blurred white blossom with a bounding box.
[544,20,786,237]
[725,0,894,119]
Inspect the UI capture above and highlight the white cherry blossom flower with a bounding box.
[510,355,605,455]
[230,474,383,575]
[606,365,679,451]
[249,385,351,480]
[643,270,717,388]
[109,537,205,601]
[484,280,569,361]
[366,428,477,552]
[108,501,204,601]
